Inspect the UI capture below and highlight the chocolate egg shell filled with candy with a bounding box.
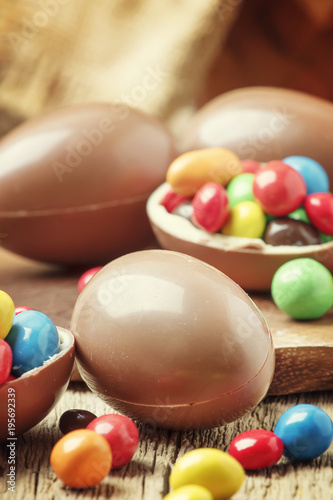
[0,103,176,265]
[71,250,274,430]
[0,327,74,442]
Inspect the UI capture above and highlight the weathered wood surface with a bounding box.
[0,248,332,499]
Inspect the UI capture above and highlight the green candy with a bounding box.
[288,207,310,224]
[271,258,333,320]
[226,173,255,209]
[320,232,333,244]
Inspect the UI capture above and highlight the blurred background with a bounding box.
[0,0,332,138]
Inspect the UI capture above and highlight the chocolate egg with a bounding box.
[71,250,274,430]
[182,87,333,176]
[0,327,74,441]
[0,103,176,264]
[147,183,333,291]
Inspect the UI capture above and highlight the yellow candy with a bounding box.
[163,484,213,500]
[222,201,266,238]
[169,448,245,500]
[0,290,15,340]
[166,148,242,197]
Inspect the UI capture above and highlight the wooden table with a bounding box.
[0,248,332,500]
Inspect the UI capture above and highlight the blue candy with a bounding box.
[283,156,329,195]
[6,310,59,376]
[274,404,333,461]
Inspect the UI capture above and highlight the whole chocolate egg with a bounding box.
[71,250,275,430]
[0,104,176,264]
[182,87,333,179]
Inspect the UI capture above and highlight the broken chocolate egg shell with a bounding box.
[0,103,176,265]
[0,327,74,441]
[182,87,333,167]
[147,183,333,291]
[71,250,274,430]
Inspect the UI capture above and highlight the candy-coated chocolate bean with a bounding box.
[253,161,306,216]
[50,429,112,488]
[241,159,261,174]
[228,430,284,470]
[274,404,333,461]
[287,207,310,224]
[264,219,321,246]
[6,310,59,376]
[304,192,333,235]
[77,267,104,293]
[222,201,265,239]
[166,149,242,196]
[271,258,333,320]
[172,200,193,220]
[283,155,329,195]
[14,306,35,315]
[0,291,15,340]
[169,448,245,500]
[163,485,213,500]
[226,173,255,209]
[161,189,191,214]
[59,409,97,434]
[0,339,13,385]
[87,414,139,469]
[3,373,16,383]
[192,182,229,233]
[320,232,333,243]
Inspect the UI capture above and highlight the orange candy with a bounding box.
[50,429,112,488]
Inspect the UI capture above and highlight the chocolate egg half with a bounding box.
[0,103,176,264]
[182,87,333,175]
[71,250,274,429]
[147,183,333,291]
[0,327,74,442]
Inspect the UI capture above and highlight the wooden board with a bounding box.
[0,247,332,395]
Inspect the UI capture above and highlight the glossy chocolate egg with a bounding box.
[0,327,74,442]
[264,219,321,246]
[71,250,274,430]
[0,103,176,264]
[147,183,333,291]
[182,87,333,181]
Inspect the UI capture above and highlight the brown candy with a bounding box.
[0,103,177,265]
[59,409,97,434]
[264,219,321,246]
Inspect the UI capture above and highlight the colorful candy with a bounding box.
[6,310,59,376]
[222,201,265,239]
[264,219,321,246]
[252,161,306,216]
[87,414,139,469]
[228,429,284,470]
[241,159,261,174]
[271,258,333,320]
[304,192,333,235]
[0,339,13,385]
[14,306,35,315]
[0,290,15,340]
[163,485,213,500]
[166,149,242,196]
[226,173,255,209]
[59,409,97,434]
[77,267,103,293]
[50,429,112,488]
[274,404,333,461]
[192,182,229,233]
[169,448,245,500]
[283,155,329,195]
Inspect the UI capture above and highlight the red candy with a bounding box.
[77,267,103,293]
[192,182,229,233]
[241,159,261,174]
[161,189,190,213]
[228,429,284,470]
[304,192,333,236]
[0,339,13,385]
[15,306,35,315]
[253,161,306,216]
[87,414,139,469]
